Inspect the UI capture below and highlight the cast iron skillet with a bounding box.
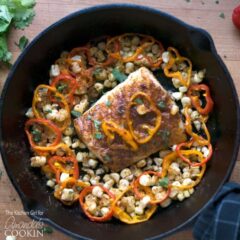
[0,4,239,240]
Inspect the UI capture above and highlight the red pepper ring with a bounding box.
[176,140,213,167]
[68,46,92,64]
[48,156,79,184]
[51,74,78,106]
[188,84,214,115]
[133,171,170,205]
[25,118,62,151]
[79,185,115,222]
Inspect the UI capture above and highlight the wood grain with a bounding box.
[0,0,239,239]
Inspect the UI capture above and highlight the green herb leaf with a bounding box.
[157,100,166,110]
[219,12,225,19]
[0,5,13,33]
[95,132,103,140]
[93,120,101,130]
[105,100,111,107]
[71,110,81,118]
[0,0,36,65]
[57,83,67,92]
[159,177,169,188]
[31,129,41,143]
[87,115,92,120]
[157,130,170,146]
[93,68,102,76]
[0,34,12,63]
[15,35,28,51]
[112,68,127,82]
[41,226,53,234]
[104,155,112,162]
[33,135,41,143]
[13,7,35,29]
[134,98,143,104]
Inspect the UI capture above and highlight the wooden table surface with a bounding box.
[0,0,239,239]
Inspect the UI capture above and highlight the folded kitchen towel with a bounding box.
[193,182,240,240]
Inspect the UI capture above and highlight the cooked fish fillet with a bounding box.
[74,67,186,171]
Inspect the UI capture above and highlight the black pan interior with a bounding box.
[0,4,239,240]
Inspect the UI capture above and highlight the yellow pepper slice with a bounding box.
[102,120,138,151]
[162,151,206,190]
[106,33,155,63]
[32,84,70,131]
[113,186,157,224]
[163,47,192,87]
[54,177,88,206]
[183,107,210,146]
[127,92,162,144]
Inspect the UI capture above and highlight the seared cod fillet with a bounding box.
[74,67,186,171]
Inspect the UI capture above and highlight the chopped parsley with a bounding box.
[112,68,127,82]
[87,115,92,120]
[105,100,111,107]
[71,110,81,118]
[93,67,102,76]
[57,84,67,92]
[157,101,166,110]
[134,98,143,104]
[44,109,52,114]
[219,12,225,19]
[31,129,41,143]
[104,155,112,162]
[95,132,103,140]
[159,177,169,188]
[157,130,170,146]
[93,119,102,130]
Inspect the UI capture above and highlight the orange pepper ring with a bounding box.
[176,140,213,167]
[32,84,70,131]
[79,185,115,222]
[25,118,62,151]
[102,120,138,151]
[48,155,79,184]
[126,92,162,144]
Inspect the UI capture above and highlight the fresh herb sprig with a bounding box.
[0,0,36,65]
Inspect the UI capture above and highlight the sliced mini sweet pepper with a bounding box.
[79,185,115,222]
[32,84,70,131]
[126,92,162,144]
[54,177,88,206]
[162,152,206,190]
[163,47,192,87]
[51,74,78,107]
[176,140,213,167]
[112,186,157,224]
[102,120,138,151]
[48,155,79,183]
[188,84,214,115]
[25,118,62,151]
[106,33,155,63]
[183,107,210,146]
